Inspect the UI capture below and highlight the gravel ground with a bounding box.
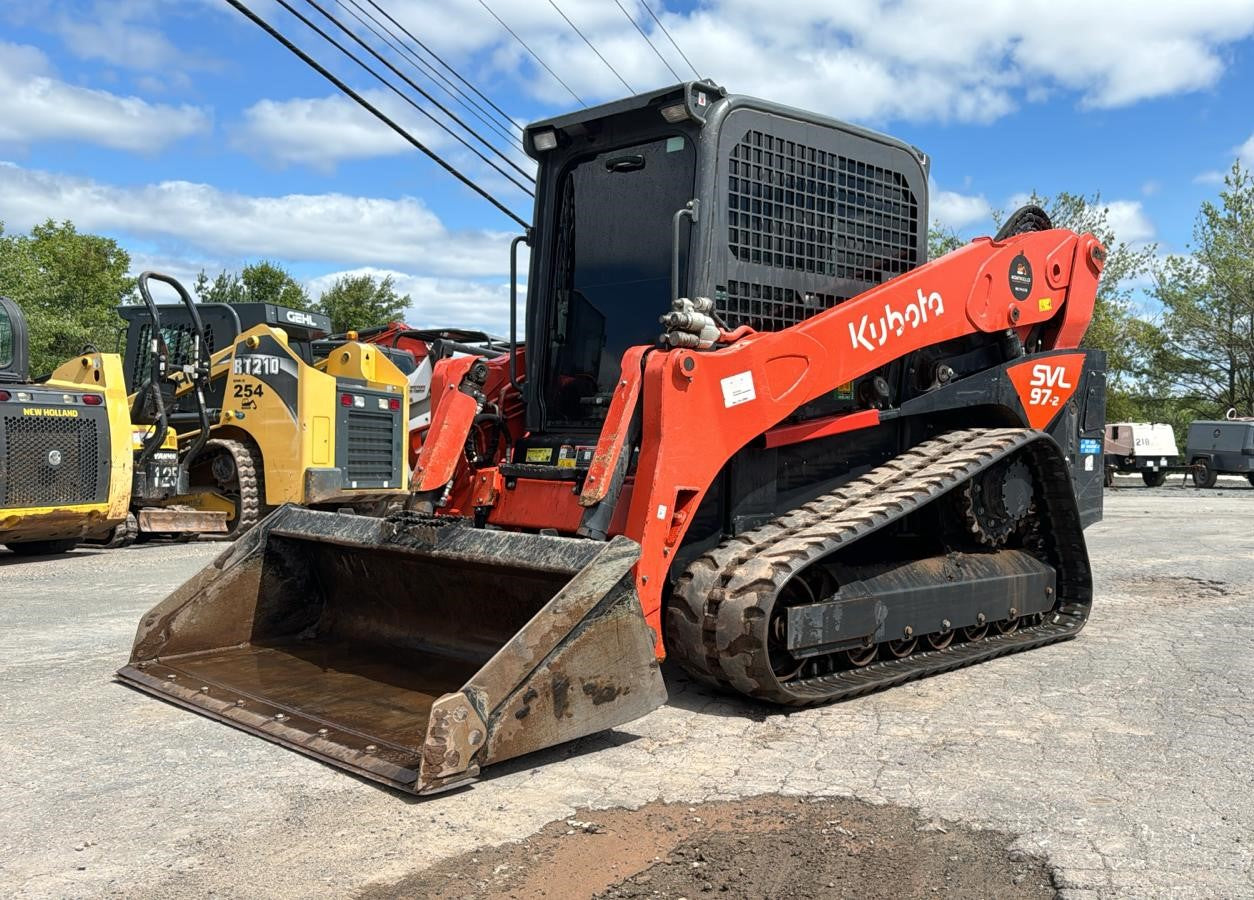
[361,794,1058,899]
[1,485,1252,899]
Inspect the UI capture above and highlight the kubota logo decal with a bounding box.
[1007,354,1085,430]
[848,288,945,352]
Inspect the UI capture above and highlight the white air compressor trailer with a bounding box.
[1104,422,1183,487]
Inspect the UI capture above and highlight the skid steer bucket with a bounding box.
[117,507,666,794]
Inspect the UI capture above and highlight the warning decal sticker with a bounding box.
[720,371,756,408]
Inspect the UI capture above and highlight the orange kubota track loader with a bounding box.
[120,83,1107,795]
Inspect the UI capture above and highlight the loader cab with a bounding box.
[522,81,930,436]
[0,296,30,384]
[118,302,332,422]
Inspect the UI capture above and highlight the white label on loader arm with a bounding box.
[720,371,756,408]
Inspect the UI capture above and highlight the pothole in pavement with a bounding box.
[357,794,1056,900]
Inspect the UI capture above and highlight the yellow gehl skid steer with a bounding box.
[110,273,411,542]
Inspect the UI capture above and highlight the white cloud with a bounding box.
[0,41,209,152]
[127,252,225,296]
[0,161,511,277]
[1239,132,1254,166]
[376,0,1254,124]
[54,13,181,72]
[1192,132,1254,186]
[929,183,993,230]
[232,89,537,200]
[1104,200,1156,245]
[306,267,520,333]
[233,92,448,172]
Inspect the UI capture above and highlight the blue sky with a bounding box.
[2,0,1253,331]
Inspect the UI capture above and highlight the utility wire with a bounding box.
[640,0,700,79]
[297,0,533,184]
[612,0,680,82]
[224,0,528,228]
[336,0,524,151]
[477,0,584,106]
[547,0,633,94]
[362,0,524,131]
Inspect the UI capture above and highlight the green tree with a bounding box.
[193,269,244,304]
[1153,162,1254,418]
[193,260,310,309]
[314,273,410,333]
[0,219,134,375]
[927,222,965,259]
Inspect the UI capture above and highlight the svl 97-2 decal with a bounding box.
[1007,354,1085,430]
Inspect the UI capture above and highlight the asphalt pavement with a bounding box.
[1,482,1251,899]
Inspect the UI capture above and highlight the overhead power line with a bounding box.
[477,0,585,107]
[297,0,533,186]
[613,0,681,83]
[639,0,701,80]
[548,0,633,94]
[358,0,524,132]
[335,0,524,151]
[224,0,528,229]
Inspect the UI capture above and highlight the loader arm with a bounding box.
[621,229,1104,642]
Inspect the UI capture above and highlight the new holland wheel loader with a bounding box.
[120,82,1107,795]
[0,297,132,554]
[112,273,412,542]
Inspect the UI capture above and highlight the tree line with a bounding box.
[0,221,410,375]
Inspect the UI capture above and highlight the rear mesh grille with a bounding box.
[3,415,101,506]
[345,409,397,484]
[718,281,847,333]
[724,128,920,330]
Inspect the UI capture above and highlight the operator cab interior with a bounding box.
[545,134,695,427]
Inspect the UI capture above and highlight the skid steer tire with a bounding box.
[199,438,264,538]
[6,538,78,556]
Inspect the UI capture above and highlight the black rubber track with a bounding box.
[104,512,139,548]
[666,428,1092,706]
